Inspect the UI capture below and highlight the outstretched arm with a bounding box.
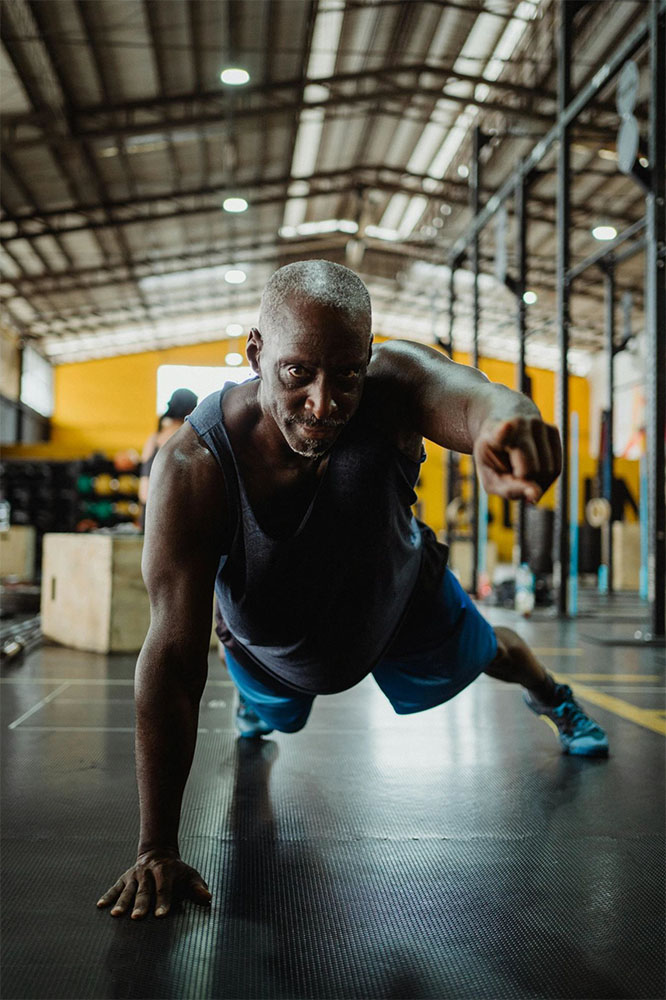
[369,340,561,503]
[97,424,228,919]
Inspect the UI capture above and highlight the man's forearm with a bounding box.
[134,642,207,855]
[465,381,541,444]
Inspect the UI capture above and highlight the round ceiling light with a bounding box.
[523,290,538,305]
[225,352,244,366]
[223,197,248,213]
[592,225,617,241]
[220,68,250,85]
[225,269,247,284]
[226,323,244,336]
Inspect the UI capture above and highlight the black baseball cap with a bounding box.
[164,388,198,419]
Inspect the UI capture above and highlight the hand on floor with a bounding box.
[96,848,211,919]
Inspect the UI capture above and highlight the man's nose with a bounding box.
[305,376,338,421]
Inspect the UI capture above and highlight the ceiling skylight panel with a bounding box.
[428,106,479,179]
[479,0,539,90]
[397,196,429,240]
[385,11,502,238]
[0,248,21,280]
[6,239,46,276]
[379,193,411,231]
[452,11,506,78]
[393,1,542,238]
[281,0,345,231]
[407,121,451,174]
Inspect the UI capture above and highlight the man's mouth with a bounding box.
[302,426,334,438]
[289,418,345,433]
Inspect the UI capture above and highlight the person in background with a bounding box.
[139,389,198,515]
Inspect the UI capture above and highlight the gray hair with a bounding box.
[259,259,372,339]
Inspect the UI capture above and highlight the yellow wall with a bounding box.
[2,338,247,460]
[2,339,639,563]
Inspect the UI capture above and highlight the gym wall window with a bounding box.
[21,346,54,417]
[156,364,253,414]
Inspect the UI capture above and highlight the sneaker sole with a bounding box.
[530,705,609,757]
[562,739,609,757]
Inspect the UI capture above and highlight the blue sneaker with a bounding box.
[524,683,609,757]
[235,695,274,739]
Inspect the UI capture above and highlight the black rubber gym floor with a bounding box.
[2,599,664,999]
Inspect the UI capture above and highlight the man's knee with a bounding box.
[489,626,511,666]
[485,626,528,680]
[275,715,310,734]
[260,703,312,733]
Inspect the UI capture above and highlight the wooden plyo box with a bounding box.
[0,525,36,580]
[41,533,150,653]
[446,537,498,592]
[612,521,641,591]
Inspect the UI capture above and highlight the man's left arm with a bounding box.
[370,340,562,503]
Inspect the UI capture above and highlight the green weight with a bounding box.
[83,500,113,520]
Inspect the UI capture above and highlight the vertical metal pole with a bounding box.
[645,0,665,636]
[639,454,649,600]
[446,263,457,544]
[604,264,615,594]
[446,264,456,362]
[471,125,482,594]
[555,4,572,616]
[569,411,579,616]
[16,342,25,444]
[515,172,528,565]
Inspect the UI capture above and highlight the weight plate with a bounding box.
[616,60,639,116]
[617,115,640,175]
[586,496,611,527]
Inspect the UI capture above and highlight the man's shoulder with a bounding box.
[144,422,231,551]
[367,339,423,374]
[152,422,227,498]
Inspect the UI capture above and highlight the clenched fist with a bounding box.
[473,415,562,503]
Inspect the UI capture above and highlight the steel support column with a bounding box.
[445,263,457,545]
[515,170,529,565]
[603,264,616,594]
[645,0,666,636]
[555,4,573,616]
[15,342,24,444]
[470,126,483,595]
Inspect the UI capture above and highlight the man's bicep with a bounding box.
[369,340,486,452]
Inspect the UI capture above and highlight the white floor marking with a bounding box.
[8,682,71,730]
[11,726,210,733]
[0,678,234,686]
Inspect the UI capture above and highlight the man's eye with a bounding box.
[338,369,361,379]
[287,366,309,378]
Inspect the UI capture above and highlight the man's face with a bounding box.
[249,298,372,459]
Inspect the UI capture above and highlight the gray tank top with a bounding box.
[188,382,444,694]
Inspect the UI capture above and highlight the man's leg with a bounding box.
[486,626,608,756]
[485,626,558,703]
[224,647,314,737]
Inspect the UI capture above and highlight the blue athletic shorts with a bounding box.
[223,567,498,733]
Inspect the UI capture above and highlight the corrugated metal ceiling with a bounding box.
[0,0,651,371]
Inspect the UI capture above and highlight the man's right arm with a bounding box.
[97,424,228,919]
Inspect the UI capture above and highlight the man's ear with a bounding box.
[246,328,263,375]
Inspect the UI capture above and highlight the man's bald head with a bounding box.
[258,260,372,341]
